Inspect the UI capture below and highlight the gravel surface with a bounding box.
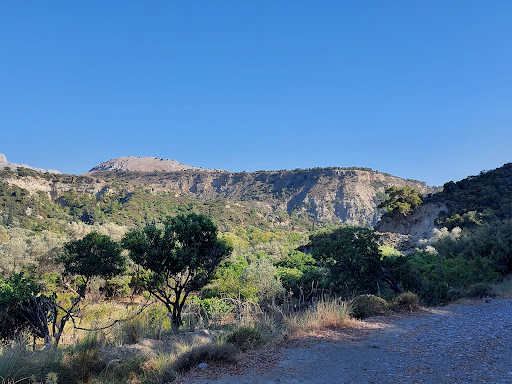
[184,299,512,384]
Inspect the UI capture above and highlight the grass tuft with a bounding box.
[284,299,353,335]
[492,276,512,298]
[171,344,239,374]
[225,326,265,351]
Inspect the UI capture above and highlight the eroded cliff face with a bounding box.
[0,153,60,174]
[90,168,431,225]
[3,167,431,226]
[376,201,448,251]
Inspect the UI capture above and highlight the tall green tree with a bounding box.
[0,233,126,347]
[58,232,126,297]
[52,232,126,346]
[311,227,403,297]
[122,213,232,328]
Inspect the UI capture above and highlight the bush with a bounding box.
[391,292,420,312]
[172,344,238,374]
[465,283,496,298]
[226,326,265,351]
[351,294,390,319]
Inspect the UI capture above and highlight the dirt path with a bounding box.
[184,299,512,384]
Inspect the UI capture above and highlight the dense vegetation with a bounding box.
[0,163,510,383]
[396,163,512,304]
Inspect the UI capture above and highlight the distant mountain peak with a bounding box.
[0,153,60,174]
[87,156,214,173]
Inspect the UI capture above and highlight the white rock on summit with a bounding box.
[0,154,7,163]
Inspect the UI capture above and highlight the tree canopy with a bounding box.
[378,186,423,216]
[311,227,403,297]
[58,232,126,297]
[122,213,232,327]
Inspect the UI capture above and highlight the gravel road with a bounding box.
[186,299,512,384]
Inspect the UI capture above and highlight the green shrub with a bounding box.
[420,280,450,306]
[465,283,496,298]
[351,294,390,319]
[225,326,265,351]
[391,292,420,312]
[172,344,238,374]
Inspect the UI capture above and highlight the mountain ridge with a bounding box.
[0,154,435,227]
[0,153,60,174]
[87,156,218,173]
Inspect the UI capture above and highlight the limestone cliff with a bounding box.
[88,156,212,173]
[0,153,60,174]
[2,155,434,226]
[87,167,432,226]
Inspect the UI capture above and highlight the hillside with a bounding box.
[88,156,214,173]
[377,162,512,249]
[0,153,60,174]
[0,158,432,229]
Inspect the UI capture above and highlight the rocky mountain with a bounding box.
[0,153,60,174]
[1,155,434,228]
[86,162,433,225]
[88,156,215,173]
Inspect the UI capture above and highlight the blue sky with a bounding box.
[1,1,511,186]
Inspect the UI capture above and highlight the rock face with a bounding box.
[89,166,433,226]
[376,201,448,251]
[88,156,210,173]
[5,154,434,226]
[0,153,60,174]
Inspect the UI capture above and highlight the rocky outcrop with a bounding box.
[90,167,433,226]
[0,153,60,174]
[88,156,214,173]
[3,154,434,226]
[376,202,448,251]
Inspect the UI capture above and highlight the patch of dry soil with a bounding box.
[181,299,512,384]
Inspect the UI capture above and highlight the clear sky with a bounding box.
[1,1,511,186]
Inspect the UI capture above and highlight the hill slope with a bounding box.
[376,162,512,248]
[88,156,210,173]
[1,162,430,229]
[0,153,60,174]
[85,165,432,225]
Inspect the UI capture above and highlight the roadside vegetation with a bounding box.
[0,163,510,383]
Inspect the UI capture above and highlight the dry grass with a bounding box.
[225,326,265,351]
[492,276,512,298]
[171,344,239,374]
[283,299,356,336]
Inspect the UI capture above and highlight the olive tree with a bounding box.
[122,213,231,328]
